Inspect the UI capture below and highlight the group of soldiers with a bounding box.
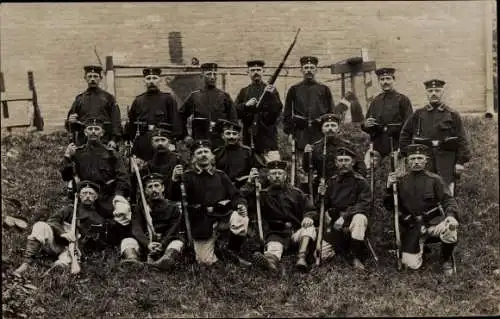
[13,56,470,278]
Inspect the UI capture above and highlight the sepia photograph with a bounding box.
[1,1,498,317]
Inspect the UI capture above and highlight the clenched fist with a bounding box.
[148,242,162,253]
[237,204,248,217]
[172,165,184,182]
[65,143,77,158]
[68,113,79,124]
[364,117,378,128]
[245,97,258,107]
[301,217,314,228]
[304,144,313,153]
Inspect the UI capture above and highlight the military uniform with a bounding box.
[179,63,237,149]
[283,57,335,151]
[126,68,184,161]
[399,79,471,189]
[235,60,283,159]
[384,144,460,271]
[168,140,249,265]
[361,68,413,157]
[65,66,122,145]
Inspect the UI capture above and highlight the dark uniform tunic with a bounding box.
[168,167,246,240]
[60,143,131,217]
[361,90,413,157]
[283,80,335,150]
[234,82,283,153]
[65,87,122,145]
[127,90,184,161]
[214,144,254,189]
[179,88,237,149]
[383,170,459,253]
[139,150,185,199]
[131,198,185,254]
[241,184,316,246]
[47,203,130,249]
[399,104,471,185]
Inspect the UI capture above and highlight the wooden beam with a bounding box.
[330,61,376,75]
[105,56,116,96]
[484,0,495,116]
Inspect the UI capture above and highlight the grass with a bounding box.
[1,116,499,318]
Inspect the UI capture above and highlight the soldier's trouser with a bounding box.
[321,214,368,260]
[120,237,184,257]
[26,221,78,266]
[193,212,249,265]
[401,219,458,270]
[265,226,317,260]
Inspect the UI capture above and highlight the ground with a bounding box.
[1,116,499,318]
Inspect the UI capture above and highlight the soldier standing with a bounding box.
[283,56,335,175]
[179,63,237,149]
[65,65,122,148]
[235,60,283,164]
[385,144,460,275]
[399,79,471,195]
[126,67,183,161]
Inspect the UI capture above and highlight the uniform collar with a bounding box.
[85,86,100,94]
[425,103,446,112]
[194,164,215,175]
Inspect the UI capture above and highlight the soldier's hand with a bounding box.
[184,136,194,146]
[60,232,77,242]
[245,97,258,107]
[172,165,184,182]
[148,242,162,253]
[304,144,313,153]
[333,216,345,230]
[455,164,465,175]
[288,135,294,144]
[318,180,327,196]
[107,140,117,150]
[301,217,314,228]
[387,172,398,187]
[237,204,248,217]
[325,211,332,225]
[248,167,259,184]
[264,85,276,93]
[134,158,147,170]
[68,113,79,124]
[365,117,377,128]
[64,143,77,158]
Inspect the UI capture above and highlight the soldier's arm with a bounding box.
[360,100,375,134]
[113,153,132,198]
[400,95,414,122]
[131,205,149,248]
[166,94,184,141]
[354,151,368,177]
[222,173,247,208]
[234,88,251,121]
[302,192,318,222]
[283,86,295,135]
[47,205,72,226]
[225,93,238,121]
[65,96,80,131]
[179,94,194,137]
[261,89,283,125]
[346,178,371,217]
[399,111,418,153]
[60,154,75,182]
[452,112,471,165]
[324,85,335,113]
[160,205,184,247]
[126,99,139,142]
[109,96,123,142]
[434,175,459,221]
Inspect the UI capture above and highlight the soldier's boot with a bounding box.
[14,239,42,277]
[295,237,311,272]
[224,234,252,267]
[441,243,456,276]
[351,239,366,271]
[252,251,279,272]
[153,249,180,270]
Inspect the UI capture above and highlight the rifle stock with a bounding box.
[314,138,327,266]
[179,176,193,247]
[389,137,402,270]
[290,138,296,186]
[131,156,156,243]
[255,178,264,243]
[69,192,81,274]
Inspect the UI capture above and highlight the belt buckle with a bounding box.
[432,140,440,147]
[148,124,155,131]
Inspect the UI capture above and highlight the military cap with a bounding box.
[216,119,241,133]
[84,117,105,128]
[83,65,103,74]
[190,139,212,153]
[143,67,162,77]
[267,160,288,170]
[151,122,173,138]
[336,146,357,159]
[404,143,429,156]
[200,63,218,72]
[424,79,446,89]
[77,180,100,193]
[300,56,319,66]
[375,67,396,77]
[247,60,265,67]
[142,173,164,185]
[318,113,342,125]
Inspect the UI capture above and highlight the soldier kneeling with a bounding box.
[242,160,317,273]
[385,144,459,276]
[121,173,186,270]
[14,181,133,277]
[316,147,371,270]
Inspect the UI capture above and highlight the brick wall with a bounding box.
[0,1,490,129]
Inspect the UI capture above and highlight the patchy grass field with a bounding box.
[2,116,499,318]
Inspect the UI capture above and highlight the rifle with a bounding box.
[250,28,301,149]
[179,173,193,247]
[314,137,327,266]
[290,137,296,186]
[255,176,264,244]
[307,117,314,203]
[28,71,44,131]
[68,187,81,274]
[130,155,157,262]
[389,135,402,270]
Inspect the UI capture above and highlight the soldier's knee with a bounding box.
[265,241,284,260]
[320,240,335,260]
[350,214,368,241]
[229,211,249,236]
[28,222,54,243]
[193,237,218,265]
[401,251,423,270]
[120,237,140,255]
[166,239,184,252]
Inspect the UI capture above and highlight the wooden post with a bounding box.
[221,72,227,91]
[105,56,116,97]
[0,72,8,119]
[484,0,495,117]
